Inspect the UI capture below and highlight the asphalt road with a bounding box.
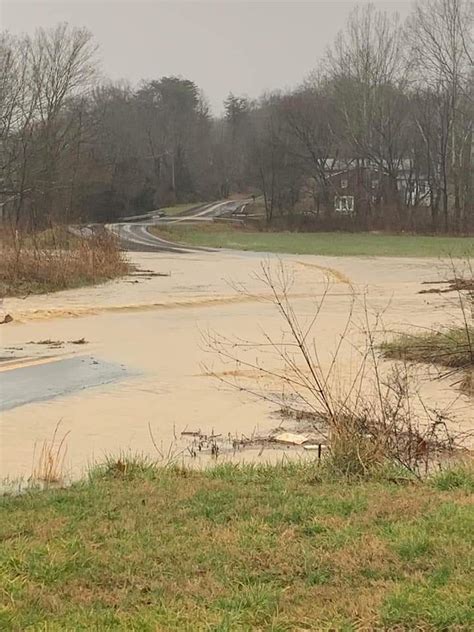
[107,200,247,253]
[0,356,133,412]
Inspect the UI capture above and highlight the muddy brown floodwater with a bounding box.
[0,250,472,482]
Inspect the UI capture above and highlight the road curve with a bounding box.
[107,200,240,253]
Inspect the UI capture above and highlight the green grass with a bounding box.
[1,461,473,630]
[158,202,206,216]
[151,223,474,257]
[381,326,474,369]
[381,326,474,396]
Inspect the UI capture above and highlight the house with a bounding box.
[316,159,432,216]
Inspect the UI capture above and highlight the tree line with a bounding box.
[1,0,472,233]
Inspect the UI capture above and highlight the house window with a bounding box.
[371,179,379,189]
[334,196,354,214]
[341,178,348,189]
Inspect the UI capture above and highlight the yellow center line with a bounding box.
[0,353,79,373]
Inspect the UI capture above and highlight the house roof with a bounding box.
[321,158,428,180]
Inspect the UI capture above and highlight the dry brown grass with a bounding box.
[0,227,130,297]
[30,421,70,485]
[460,368,474,394]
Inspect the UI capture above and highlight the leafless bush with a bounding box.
[205,261,469,478]
[0,226,129,297]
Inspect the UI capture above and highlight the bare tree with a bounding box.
[0,33,39,230]
[26,23,98,225]
[280,83,339,218]
[2,6,472,234]
[407,0,474,231]
[325,4,411,227]
[249,95,303,225]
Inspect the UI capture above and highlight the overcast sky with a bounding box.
[2,0,412,113]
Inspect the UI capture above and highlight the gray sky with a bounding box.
[2,0,412,113]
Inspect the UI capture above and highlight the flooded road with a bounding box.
[1,250,472,481]
[1,356,133,412]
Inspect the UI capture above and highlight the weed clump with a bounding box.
[30,421,70,486]
[381,326,474,369]
[0,228,130,297]
[382,260,473,396]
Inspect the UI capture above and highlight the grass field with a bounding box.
[159,202,205,216]
[1,461,473,630]
[151,224,473,257]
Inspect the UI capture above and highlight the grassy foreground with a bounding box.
[151,224,473,257]
[1,462,473,630]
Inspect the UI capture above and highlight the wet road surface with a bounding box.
[1,356,134,411]
[107,200,247,252]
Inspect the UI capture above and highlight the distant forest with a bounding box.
[1,0,472,232]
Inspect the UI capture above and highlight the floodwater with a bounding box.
[0,250,472,481]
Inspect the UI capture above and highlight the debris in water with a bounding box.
[419,278,474,294]
[274,432,309,445]
[69,338,88,345]
[0,314,13,324]
[29,339,64,346]
[130,268,170,278]
[180,427,322,455]
[28,338,88,346]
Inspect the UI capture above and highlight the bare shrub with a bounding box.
[0,227,130,297]
[205,261,469,478]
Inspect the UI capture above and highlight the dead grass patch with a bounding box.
[30,422,70,485]
[0,228,130,297]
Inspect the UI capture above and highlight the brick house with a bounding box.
[321,160,431,216]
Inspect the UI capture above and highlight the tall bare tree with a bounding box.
[27,23,98,225]
[407,0,473,230]
[325,4,411,225]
